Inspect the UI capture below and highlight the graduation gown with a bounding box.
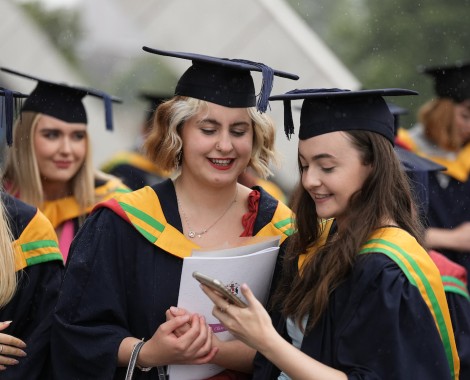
[0,193,64,380]
[40,178,130,260]
[430,250,470,380]
[101,151,171,190]
[405,125,470,279]
[51,179,293,379]
[253,225,459,380]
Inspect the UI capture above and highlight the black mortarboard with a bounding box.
[0,87,28,145]
[142,46,299,113]
[421,61,470,102]
[138,92,172,123]
[387,102,409,134]
[0,67,122,131]
[269,88,418,144]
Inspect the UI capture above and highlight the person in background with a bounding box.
[391,103,470,379]
[101,92,173,190]
[202,88,460,380]
[1,68,129,261]
[50,47,299,379]
[0,87,64,379]
[401,62,470,280]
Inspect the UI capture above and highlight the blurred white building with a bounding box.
[1,0,360,193]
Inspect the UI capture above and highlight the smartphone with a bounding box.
[193,271,248,308]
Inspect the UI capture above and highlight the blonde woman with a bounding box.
[51,48,298,379]
[1,68,129,261]
[0,87,63,379]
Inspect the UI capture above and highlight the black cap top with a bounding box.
[269,88,418,144]
[138,92,172,123]
[142,46,299,113]
[421,61,470,102]
[0,67,122,131]
[0,87,28,145]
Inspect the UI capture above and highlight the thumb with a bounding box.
[0,321,12,332]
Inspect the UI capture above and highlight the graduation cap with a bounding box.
[138,92,172,123]
[0,87,28,145]
[269,88,418,144]
[142,46,299,113]
[0,67,122,131]
[420,61,470,102]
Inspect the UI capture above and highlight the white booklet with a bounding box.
[168,236,281,380]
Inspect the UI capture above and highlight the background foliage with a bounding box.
[287,0,470,127]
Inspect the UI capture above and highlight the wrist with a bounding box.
[136,342,154,370]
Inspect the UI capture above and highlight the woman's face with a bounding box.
[180,101,253,187]
[454,100,470,145]
[299,131,372,225]
[33,114,87,187]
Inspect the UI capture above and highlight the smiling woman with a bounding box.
[49,46,299,380]
[1,67,129,261]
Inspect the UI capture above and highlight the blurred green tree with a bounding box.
[19,1,82,67]
[287,0,470,127]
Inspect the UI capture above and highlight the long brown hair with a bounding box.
[273,131,423,331]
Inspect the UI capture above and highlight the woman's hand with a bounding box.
[138,314,218,367]
[0,321,27,371]
[166,306,192,337]
[200,284,278,353]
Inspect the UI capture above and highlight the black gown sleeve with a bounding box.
[446,292,470,379]
[0,261,64,380]
[51,208,136,379]
[253,254,454,380]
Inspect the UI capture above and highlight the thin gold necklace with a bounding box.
[176,186,238,238]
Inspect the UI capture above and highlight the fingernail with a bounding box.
[10,359,19,365]
[19,350,27,357]
[1,321,12,325]
[170,306,178,312]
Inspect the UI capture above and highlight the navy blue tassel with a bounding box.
[4,88,14,146]
[283,99,294,140]
[232,60,274,113]
[103,94,114,131]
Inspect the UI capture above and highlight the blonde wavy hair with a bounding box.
[0,198,17,308]
[144,96,278,179]
[3,112,109,212]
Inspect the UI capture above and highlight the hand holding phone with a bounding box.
[193,271,248,308]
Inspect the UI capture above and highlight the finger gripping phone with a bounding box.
[193,271,248,308]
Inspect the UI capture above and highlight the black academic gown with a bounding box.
[0,193,63,380]
[50,180,291,379]
[101,151,169,190]
[253,254,453,380]
[427,172,470,277]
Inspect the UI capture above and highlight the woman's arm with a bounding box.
[201,284,347,380]
[425,222,470,251]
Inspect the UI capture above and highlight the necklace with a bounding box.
[176,186,238,238]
